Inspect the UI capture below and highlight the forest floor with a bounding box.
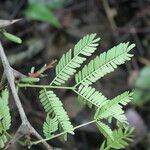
[0,0,150,150]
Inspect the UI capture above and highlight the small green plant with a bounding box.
[0,30,22,44]
[0,33,135,149]
[24,0,66,27]
[132,66,150,106]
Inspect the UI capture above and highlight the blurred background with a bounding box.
[0,0,150,149]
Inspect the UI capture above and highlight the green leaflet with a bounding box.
[100,127,134,150]
[96,121,113,140]
[24,4,60,27]
[100,141,106,150]
[3,31,22,44]
[0,134,7,149]
[74,84,108,108]
[0,88,11,148]
[43,115,58,138]
[132,66,150,105]
[75,42,135,86]
[50,33,100,86]
[39,89,74,139]
[19,77,40,83]
[94,92,133,124]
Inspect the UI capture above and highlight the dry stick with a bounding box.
[102,0,117,31]
[0,41,52,150]
[0,41,27,122]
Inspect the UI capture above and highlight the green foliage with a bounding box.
[132,66,150,105]
[47,0,67,9]
[39,89,74,140]
[100,127,134,150]
[24,2,60,27]
[51,33,100,86]
[75,42,135,86]
[0,27,135,149]
[43,115,58,138]
[34,33,135,149]
[19,77,40,83]
[0,88,11,148]
[95,91,133,124]
[28,0,66,9]
[2,31,22,44]
[96,121,113,140]
[75,84,108,108]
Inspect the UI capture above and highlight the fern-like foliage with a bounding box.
[96,121,113,140]
[0,88,11,148]
[0,134,7,149]
[36,33,135,150]
[94,91,133,124]
[75,42,135,86]
[100,127,134,150]
[39,89,74,139]
[74,84,108,108]
[43,114,58,138]
[50,33,100,86]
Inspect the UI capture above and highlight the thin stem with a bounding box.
[102,0,117,30]
[32,119,96,145]
[5,132,12,139]
[18,84,75,90]
[5,132,26,146]
[74,120,96,130]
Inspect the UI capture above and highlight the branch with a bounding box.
[0,19,21,28]
[0,41,27,122]
[0,40,52,150]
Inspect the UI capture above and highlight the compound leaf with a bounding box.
[75,42,135,86]
[51,33,100,86]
